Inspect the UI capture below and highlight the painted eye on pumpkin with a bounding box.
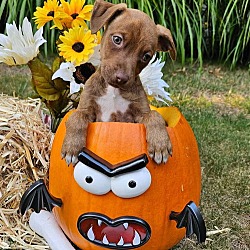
[74,162,111,195]
[111,168,151,198]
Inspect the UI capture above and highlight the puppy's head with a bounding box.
[91,0,176,89]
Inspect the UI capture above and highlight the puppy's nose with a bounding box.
[115,72,129,84]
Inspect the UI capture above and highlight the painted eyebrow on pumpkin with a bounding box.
[78,147,148,177]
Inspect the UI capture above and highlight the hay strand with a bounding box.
[0,94,52,249]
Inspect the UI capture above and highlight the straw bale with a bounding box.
[0,95,52,249]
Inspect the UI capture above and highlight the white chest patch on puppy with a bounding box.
[97,85,131,122]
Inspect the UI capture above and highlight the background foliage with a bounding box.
[0,0,249,68]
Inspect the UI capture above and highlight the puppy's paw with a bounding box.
[147,129,172,165]
[61,138,85,166]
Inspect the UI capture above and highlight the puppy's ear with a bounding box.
[156,25,177,60]
[90,0,127,34]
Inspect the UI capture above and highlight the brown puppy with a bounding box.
[61,0,176,165]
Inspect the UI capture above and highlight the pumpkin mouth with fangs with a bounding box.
[77,213,151,249]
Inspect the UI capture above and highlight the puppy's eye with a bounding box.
[112,35,123,45]
[142,53,152,62]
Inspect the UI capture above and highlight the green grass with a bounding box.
[0,64,36,98]
[165,64,250,249]
[173,105,250,249]
[0,63,249,249]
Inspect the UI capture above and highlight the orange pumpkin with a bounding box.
[49,107,202,249]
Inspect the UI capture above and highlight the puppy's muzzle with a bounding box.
[115,71,129,84]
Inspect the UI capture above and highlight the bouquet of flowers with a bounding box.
[0,0,171,132]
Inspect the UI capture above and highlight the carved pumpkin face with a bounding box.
[49,107,201,250]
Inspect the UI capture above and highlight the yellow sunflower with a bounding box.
[33,0,63,29]
[58,26,97,66]
[59,0,93,29]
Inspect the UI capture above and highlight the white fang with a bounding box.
[117,236,124,246]
[87,227,95,241]
[102,234,109,245]
[133,230,141,245]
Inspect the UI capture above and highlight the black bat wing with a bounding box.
[170,201,206,243]
[19,179,62,215]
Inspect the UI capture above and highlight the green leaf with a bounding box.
[54,78,68,91]
[46,91,70,118]
[51,57,68,91]
[52,57,63,72]
[28,58,61,101]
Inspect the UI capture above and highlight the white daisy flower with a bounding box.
[0,17,46,65]
[139,54,172,104]
[52,62,82,95]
